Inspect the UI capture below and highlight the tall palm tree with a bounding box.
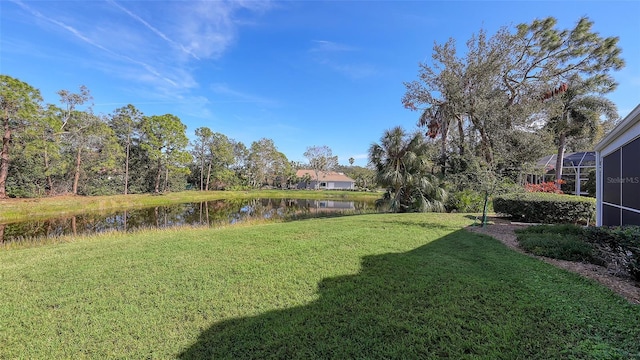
[417,100,466,172]
[545,74,618,187]
[369,127,446,212]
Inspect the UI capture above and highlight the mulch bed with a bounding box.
[466,217,640,305]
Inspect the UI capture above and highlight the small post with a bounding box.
[482,192,489,228]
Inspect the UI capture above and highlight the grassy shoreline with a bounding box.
[1,213,639,358]
[0,190,380,223]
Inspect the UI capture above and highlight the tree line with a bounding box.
[371,16,623,213]
[0,77,374,198]
[2,17,622,204]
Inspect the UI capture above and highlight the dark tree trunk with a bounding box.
[0,115,11,198]
[555,132,567,189]
[205,161,212,191]
[72,147,82,195]
[440,119,449,173]
[154,159,162,194]
[457,117,465,156]
[200,146,205,191]
[477,126,493,165]
[44,148,54,194]
[164,167,169,192]
[124,134,130,195]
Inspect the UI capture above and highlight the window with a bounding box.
[601,136,640,226]
[622,136,640,210]
[602,149,621,205]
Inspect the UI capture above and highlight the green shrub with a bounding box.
[446,189,485,213]
[516,232,595,262]
[493,192,595,224]
[517,224,640,281]
[515,223,585,236]
[582,226,640,281]
[225,184,253,191]
[583,169,597,198]
[7,184,39,198]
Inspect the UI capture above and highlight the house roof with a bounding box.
[296,170,355,182]
[595,103,640,152]
[536,152,596,170]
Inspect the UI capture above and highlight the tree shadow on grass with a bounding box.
[178,229,639,360]
[463,214,481,221]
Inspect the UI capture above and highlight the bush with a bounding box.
[516,232,595,262]
[516,224,585,236]
[493,192,595,225]
[525,180,564,194]
[225,184,253,191]
[582,226,640,281]
[516,225,640,281]
[516,224,596,263]
[7,184,40,198]
[446,189,484,213]
[583,169,597,197]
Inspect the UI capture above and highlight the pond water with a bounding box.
[0,198,376,244]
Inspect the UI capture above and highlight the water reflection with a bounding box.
[0,199,374,244]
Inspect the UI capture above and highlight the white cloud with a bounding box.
[11,0,181,87]
[9,0,274,117]
[107,0,200,60]
[174,1,272,60]
[309,40,358,53]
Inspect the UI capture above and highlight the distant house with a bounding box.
[295,170,355,190]
[595,104,640,226]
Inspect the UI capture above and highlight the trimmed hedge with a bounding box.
[493,192,595,225]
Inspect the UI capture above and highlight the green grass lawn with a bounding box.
[1,213,639,359]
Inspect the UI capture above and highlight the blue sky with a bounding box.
[2,1,639,167]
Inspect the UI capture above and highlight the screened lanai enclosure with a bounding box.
[528,151,596,196]
[595,104,640,227]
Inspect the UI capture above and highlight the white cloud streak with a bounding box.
[106,0,200,60]
[9,0,275,121]
[9,0,179,87]
[309,40,357,53]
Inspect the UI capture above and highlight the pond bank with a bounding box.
[0,190,380,223]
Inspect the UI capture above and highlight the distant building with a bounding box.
[295,170,355,190]
[595,104,640,226]
[532,151,596,196]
